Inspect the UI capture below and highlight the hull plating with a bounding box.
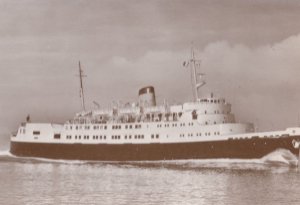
[10,136,300,161]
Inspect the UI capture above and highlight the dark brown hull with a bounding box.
[10,136,300,161]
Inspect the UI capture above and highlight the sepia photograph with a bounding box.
[1,0,300,204]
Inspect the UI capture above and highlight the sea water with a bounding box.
[1,136,300,205]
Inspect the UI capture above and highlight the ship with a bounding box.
[9,49,300,161]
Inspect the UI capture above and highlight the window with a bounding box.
[156,134,159,139]
[33,131,40,135]
[54,134,61,139]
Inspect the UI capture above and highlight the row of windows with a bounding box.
[204,110,229,114]
[200,99,225,103]
[66,125,108,131]
[65,134,151,140]
[179,132,221,137]
[151,134,159,139]
[65,135,107,140]
[125,124,142,129]
[156,122,197,128]
[66,120,227,132]
[66,124,143,130]
[92,135,106,140]
[112,125,121,130]
[155,120,227,128]
[125,135,145,139]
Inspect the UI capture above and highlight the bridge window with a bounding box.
[54,134,61,139]
[33,131,40,135]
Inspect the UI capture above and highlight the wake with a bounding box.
[0,149,11,157]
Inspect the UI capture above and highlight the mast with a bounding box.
[187,46,206,101]
[78,61,86,111]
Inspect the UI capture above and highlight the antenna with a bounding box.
[78,61,87,111]
[184,45,206,101]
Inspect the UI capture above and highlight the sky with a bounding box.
[1,0,300,139]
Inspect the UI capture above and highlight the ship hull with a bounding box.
[10,136,300,161]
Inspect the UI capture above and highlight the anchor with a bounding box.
[292,139,300,168]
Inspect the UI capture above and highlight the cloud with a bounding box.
[198,34,300,130]
[89,34,300,131]
[2,0,300,137]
